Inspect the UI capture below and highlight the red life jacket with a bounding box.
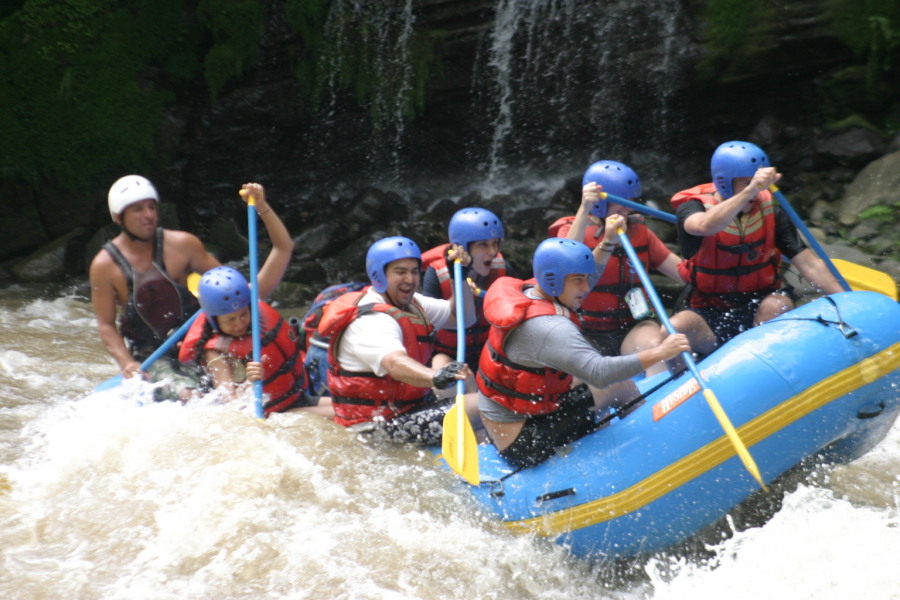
[179,302,308,416]
[548,214,654,332]
[317,288,436,427]
[422,244,507,360]
[476,277,579,416]
[583,216,652,332]
[671,183,781,308]
[547,216,604,249]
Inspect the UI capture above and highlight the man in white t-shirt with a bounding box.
[319,236,478,444]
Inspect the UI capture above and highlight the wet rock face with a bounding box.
[5,0,897,293]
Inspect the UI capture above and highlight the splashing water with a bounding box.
[1,285,898,599]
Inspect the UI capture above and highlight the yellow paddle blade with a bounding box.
[186,272,201,297]
[0,473,10,495]
[441,395,480,485]
[832,258,898,301]
[702,389,768,492]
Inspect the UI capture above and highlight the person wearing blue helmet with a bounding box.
[476,238,690,468]
[178,183,333,418]
[550,160,686,373]
[421,207,513,381]
[667,141,842,365]
[316,235,478,444]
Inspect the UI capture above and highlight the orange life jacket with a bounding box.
[584,217,652,332]
[476,277,579,416]
[548,214,654,332]
[317,288,436,427]
[179,302,308,415]
[422,244,507,360]
[671,183,781,308]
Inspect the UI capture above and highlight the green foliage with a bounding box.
[284,0,442,129]
[859,205,898,224]
[827,0,900,89]
[197,0,267,100]
[697,0,776,80]
[0,0,202,193]
[821,0,900,128]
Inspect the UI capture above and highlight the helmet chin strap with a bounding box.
[117,218,153,243]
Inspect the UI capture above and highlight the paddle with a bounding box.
[599,190,897,299]
[616,227,768,491]
[768,185,851,291]
[244,191,265,420]
[94,275,203,392]
[831,258,898,301]
[441,258,480,485]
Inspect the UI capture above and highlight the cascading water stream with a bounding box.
[479,0,695,185]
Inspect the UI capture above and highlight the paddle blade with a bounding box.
[94,374,123,392]
[441,395,480,485]
[702,388,768,492]
[186,272,201,297]
[832,258,898,301]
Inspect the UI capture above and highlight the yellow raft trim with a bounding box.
[504,342,900,537]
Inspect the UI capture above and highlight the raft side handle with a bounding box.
[535,488,576,506]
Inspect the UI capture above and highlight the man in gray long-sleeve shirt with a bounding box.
[477,235,689,468]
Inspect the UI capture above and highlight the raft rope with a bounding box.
[762,295,858,338]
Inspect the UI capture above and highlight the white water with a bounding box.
[1,284,898,599]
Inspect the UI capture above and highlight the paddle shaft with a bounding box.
[453,259,466,459]
[599,191,676,224]
[616,228,767,491]
[247,199,265,419]
[768,185,851,291]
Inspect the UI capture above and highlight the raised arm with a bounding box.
[566,182,602,244]
[240,182,295,300]
[684,168,781,236]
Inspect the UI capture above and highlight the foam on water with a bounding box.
[2,289,899,599]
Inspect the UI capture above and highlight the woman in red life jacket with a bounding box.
[555,160,686,375]
[666,141,842,370]
[421,207,511,389]
[178,183,333,418]
[476,238,690,468]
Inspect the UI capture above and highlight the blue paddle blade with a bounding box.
[94,375,124,392]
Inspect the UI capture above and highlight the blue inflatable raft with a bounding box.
[444,291,900,558]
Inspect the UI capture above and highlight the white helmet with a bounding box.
[108,175,159,219]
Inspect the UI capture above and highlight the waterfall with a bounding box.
[479,0,694,184]
[317,0,417,180]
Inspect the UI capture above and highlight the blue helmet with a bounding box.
[581,160,642,218]
[448,207,504,249]
[365,236,421,293]
[198,266,251,328]
[533,238,597,297]
[710,141,769,199]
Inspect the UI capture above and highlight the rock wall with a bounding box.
[2,0,898,293]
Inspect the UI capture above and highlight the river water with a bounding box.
[1,283,898,600]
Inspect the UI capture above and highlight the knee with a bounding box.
[756,294,794,324]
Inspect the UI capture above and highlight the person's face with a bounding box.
[731,176,759,212]
[118,199,158,239]
[383,258,421,307]
[468,238,501,276]
[216,305,251,337]
[556,273,592,311]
